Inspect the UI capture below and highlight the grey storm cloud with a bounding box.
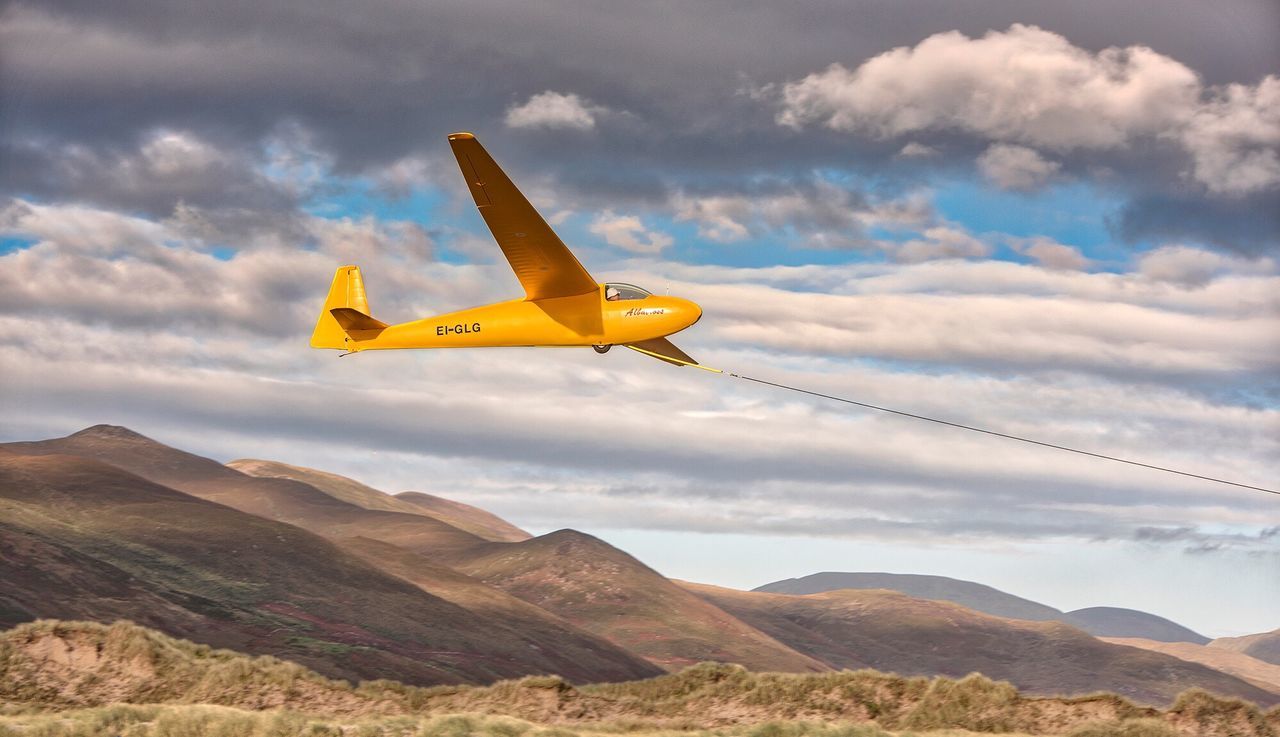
[2,0,1278,251]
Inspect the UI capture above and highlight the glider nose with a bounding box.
[676,297,702,329]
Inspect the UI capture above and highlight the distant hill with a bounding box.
[755,572,1209,644]
[1213,630,1280,667]
[8,620,1277,737]
[445,529,828,673]
[229,458,531,542]
[685,582,1278,707]
[0,450,656,684]
[756,572,1061,621]
[1060,607,1209,645]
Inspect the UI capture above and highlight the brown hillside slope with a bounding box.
[445,529,828,673]
[1102,638,1280,696]
[4,426,485,555]
[396,490,531,542]
[680,582,1279,708]
[1214,630,1280,667]
[336,536,662,679]
[228,458,530,542]
[5,621,1278,737]
[0,452,658,685]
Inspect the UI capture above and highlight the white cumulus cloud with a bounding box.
[775,24,1280,195]
[588,211,673,253]
[505,91,602,130]
[977,144,1061,191]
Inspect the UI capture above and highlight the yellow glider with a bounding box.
[310,132,707,368]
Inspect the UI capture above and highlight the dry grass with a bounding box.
[4,622,1277,737]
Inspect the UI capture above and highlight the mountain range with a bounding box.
[755,572,1211,644]
[1,424,1276,708]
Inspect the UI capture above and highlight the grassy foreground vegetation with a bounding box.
[2,621,1277,737]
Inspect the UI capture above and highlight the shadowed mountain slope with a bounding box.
[683,582,1278,708]
[756,572,1208,644]
[1213,630,1280,667]
[445,529,828,673]
[1061,607,1209,645]
[229,460,531,543]
[0,450,660,685]
[3,426,485,556]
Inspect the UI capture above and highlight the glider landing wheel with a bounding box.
[592,344,612,354]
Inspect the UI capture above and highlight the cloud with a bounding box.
[673,180,933,248]
[1013,237,1090,271]
[775,24,1280,195]
[977,144,1061,191]
[505,91,602,131]
[889,226,990,263]
[588,211,673,253]
[1137,244,1274,287]
[897,142,937,157]
[2,128,298,217]
[0,199,441,335]
[1182,76,1280,196]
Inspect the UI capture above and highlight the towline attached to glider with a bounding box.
[310,132,705,368]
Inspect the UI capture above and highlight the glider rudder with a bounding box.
[310,265,386,349]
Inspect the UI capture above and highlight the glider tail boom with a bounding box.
[310,265,388,350]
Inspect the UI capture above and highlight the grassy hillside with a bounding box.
[446,529,828,673]
[396,489,532,542]
[4,426,486,556]
[682,582,1279,708]
[1213,630,1280,667]
[0,451,658,685]
[229,459,531,542]
[1102,638,1280,696]
[756,572,1063,622]
[4,621,1277,737]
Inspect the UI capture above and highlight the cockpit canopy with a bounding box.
[604,282,651,301]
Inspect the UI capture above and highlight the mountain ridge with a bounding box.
[756,571,1211,644]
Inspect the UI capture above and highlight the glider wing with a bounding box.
[448,133,598,301]
[626,337,716,371]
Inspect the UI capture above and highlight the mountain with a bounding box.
[395,490,531,542]
[1101,638,1280,696]
[755,572,1209,644]
[755,572,1061,621]
[0,448,659,685]
[444,529,828,673]
[228,459,531,542]
[1059,607,1209,645]
[683,582,1279,707]
[4,426,487,556]
[1212,630,1280,667]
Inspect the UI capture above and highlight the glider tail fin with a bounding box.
[310,265,388,350]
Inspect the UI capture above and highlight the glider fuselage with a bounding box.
[312,132,709,368]
[343,287,701,352]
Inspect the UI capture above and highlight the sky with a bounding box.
[1,0,1277,638]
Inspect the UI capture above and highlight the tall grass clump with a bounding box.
[1167,688,1271,736]
[893,673,1020,733]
